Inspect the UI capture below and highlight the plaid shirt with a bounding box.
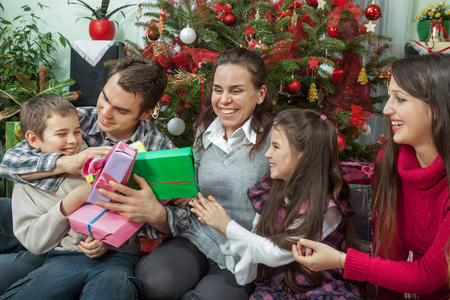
[247,175,364,299]
[0,107,175,191]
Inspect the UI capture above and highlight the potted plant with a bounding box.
[67,0,136,40]
[0,3,76,136]
[415,1,450,41]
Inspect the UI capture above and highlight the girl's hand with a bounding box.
[189,192,231,235]
[292,238,346,272]
[78,237,109,259]
[171,197,191,207]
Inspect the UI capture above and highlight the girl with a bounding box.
[190,109,364,299]
[293,54,450,299]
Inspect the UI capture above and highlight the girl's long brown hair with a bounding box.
[372,54,450,257]
[255,109,354,293]
[194,47,276,154]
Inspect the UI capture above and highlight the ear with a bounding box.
[138,109,152,121]
[258,85,268,104]
[25,131,41,150]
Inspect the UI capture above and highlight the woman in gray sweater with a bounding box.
[136,47,276,299]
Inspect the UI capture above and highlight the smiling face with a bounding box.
[265,126,302,182]
[383,76,434,154]
[30,112,82,155]
[211,64,267,139]
[96,73,151,142]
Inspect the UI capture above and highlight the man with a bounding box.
[0,55,175,294]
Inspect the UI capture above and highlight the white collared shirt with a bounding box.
[202,116,257,154]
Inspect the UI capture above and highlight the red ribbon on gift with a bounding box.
[328,0,362,29]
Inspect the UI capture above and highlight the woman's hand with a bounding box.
[78,237,109,259]
[189,192,231,235]
[292,238,346,272]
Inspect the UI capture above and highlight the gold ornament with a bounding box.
[151,101,161,119]
[357,67,369,85]
[159,14,165,35]
[291,9,298,26]
[136,4,143,21]
[172,69,206,88]
[308,83,318,102]
[255,10,260,20]
[152,41,171,57]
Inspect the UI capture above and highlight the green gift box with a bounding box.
[5,122,25,198]
[127,147,198,200]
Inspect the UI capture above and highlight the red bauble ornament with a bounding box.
[223,12,237,26]
[306,0,318,7]
[269,0,284,10]
[328,26,339,38]
[146,20,160,41]
[337,133,347,153]
[285,79,301,95]
[365,4,382,21]
[89,20,115,40]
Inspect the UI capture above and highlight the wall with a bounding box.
[1,0,140,81]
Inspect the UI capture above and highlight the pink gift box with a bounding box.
[83,142,138,204]
[68,203,144,248]
[339,161,374,185]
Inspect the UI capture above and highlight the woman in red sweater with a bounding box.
[293,53,450,299]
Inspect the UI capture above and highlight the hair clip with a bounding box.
[320,114,327,121]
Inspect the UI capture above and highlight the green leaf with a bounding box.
[0,106,21,119]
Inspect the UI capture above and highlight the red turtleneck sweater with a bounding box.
[344,145,450,299]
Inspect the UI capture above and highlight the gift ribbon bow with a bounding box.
[82,142,137,190]
[328,0,362,29]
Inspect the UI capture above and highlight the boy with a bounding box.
[2,95,141,299]
[0,56,177,293]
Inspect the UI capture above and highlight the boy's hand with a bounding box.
[60,182,92,216]
[78,237,109,259]
[189,192,231,235]
[58,146,112,174]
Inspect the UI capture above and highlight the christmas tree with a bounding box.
[125,0,395,162]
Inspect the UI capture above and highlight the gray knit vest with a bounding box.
[180,139,270,268]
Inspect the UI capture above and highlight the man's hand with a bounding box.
[95,173,171,234]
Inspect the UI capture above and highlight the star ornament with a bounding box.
[245,26,254,36]
[364,20,376,33]
[318,0,326,10]
[308,57,319,69]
